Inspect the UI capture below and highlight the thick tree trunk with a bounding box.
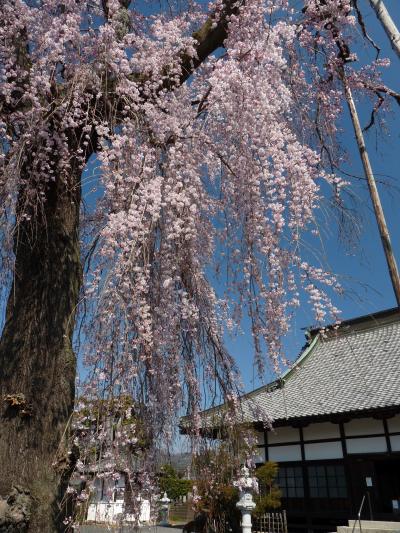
[0,164,82,531]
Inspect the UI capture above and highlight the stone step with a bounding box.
[339,528,398,533]
[348,522,400,530]
[337,524,400,533]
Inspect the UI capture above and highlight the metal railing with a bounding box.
[351,492,373,533]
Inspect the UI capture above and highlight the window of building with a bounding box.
[308,465,347,498]
[114,475,125,502]
[276,466,304,498]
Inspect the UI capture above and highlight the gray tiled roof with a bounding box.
[201,308,400,425]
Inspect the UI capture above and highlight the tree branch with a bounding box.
[107,0,240,121]
[352,0,381,58]
[363,82,400,106]
[363,92,384,131]
[179,2,238,85]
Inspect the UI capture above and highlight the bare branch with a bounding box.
[352,0,381,58]
[363,82,400,106]
[363,92,384,132]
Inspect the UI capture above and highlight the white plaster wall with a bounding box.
[86,504,97,522]
[390,435,400,451]
[86,499,151,524]
[254,447,266,463]
[139,499,151,522]
[303,422,340,441]
[255,431,265,445]
[268,426,300,444]
[387,414,400,433]
[86,502,124,523]
[344,418,384,436]
[304,441,343,460]
[268,444,302,462]
[346,436,387,454]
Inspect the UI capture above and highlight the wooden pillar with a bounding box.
[339,421,354,516]
[299,427,312,533]
[383,418,392,454]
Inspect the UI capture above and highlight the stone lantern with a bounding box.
[159,492,171,526]
[235,466,257,533]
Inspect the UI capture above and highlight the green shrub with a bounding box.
[159,465,193,500]
[254,462,281,516]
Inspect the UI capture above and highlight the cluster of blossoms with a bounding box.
[65,395,162,526]
[233,475,259,494]
[0,0,391,521]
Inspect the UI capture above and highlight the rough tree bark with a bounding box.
[0,160,82,531]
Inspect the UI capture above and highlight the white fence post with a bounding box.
[235,467,256,533]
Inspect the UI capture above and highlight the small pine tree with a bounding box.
[158,465,193,501]
[254,462,281,516]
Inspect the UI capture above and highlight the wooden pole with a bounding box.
[342,73,400,307]
[368,0,400,60]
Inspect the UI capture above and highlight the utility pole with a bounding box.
[368,0,400,60]
[342,74,400,307]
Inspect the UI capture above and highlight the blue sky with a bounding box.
[224,0,400,392]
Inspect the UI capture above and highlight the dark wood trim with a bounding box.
[263,455,400,468]
[383,418,392,453]
[254,406,400,429]
[299,427,306,462]
[265,431,400,449]
[299,427,312,532]
[344,433,393,439]
[268,441,304,447]
[264,427,269,461]
[268,437,340,447]
[339,421,356,514]
[270,458,344,466]
[339,421,347,456]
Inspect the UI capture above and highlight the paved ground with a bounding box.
[80,525,183,533]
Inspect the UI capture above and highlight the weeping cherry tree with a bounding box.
[0,0,399,530]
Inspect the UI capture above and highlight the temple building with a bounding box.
[195,308,400,533]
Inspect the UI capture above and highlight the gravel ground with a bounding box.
[80,525,183,533]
